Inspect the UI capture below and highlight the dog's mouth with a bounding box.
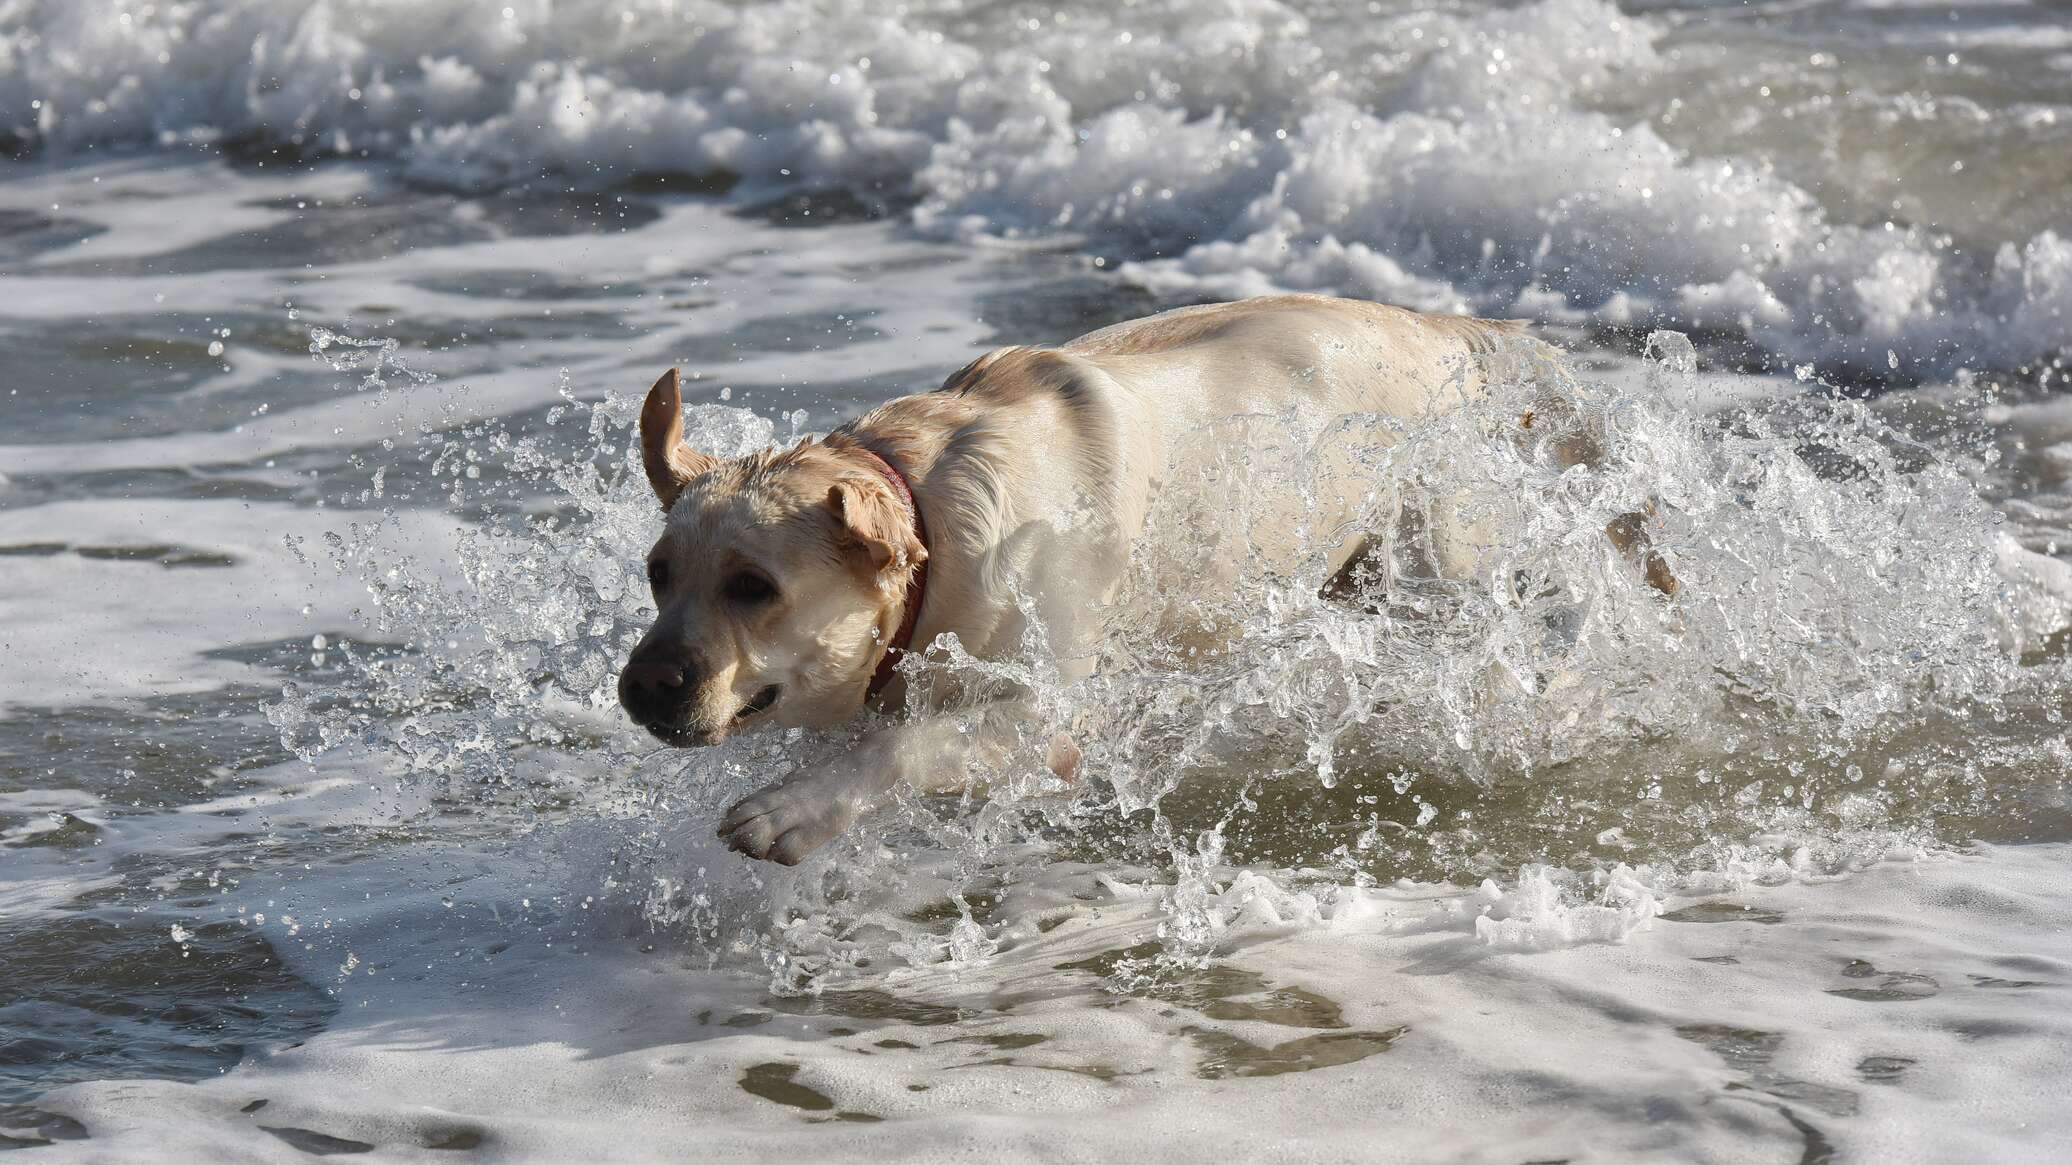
[734,684,781,723]
[640,685,781,747]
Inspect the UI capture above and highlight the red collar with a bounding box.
[854,446,929,704]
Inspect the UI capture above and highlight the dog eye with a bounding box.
[646,559,669,592]
[723,572,778,605]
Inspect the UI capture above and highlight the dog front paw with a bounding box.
[717,778,860,865]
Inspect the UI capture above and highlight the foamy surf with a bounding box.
[29,826,2072,1162]
[6,0,2071,377]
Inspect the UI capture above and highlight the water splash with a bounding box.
[270,324,2067,993]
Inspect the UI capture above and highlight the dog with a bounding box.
[617,294,1675,864]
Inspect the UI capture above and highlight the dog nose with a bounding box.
[622,660,684,693]
[618,660,687,723]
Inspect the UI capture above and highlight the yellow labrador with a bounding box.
[617,294,1673,864]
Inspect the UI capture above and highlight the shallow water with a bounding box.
[4,1,2072,1161]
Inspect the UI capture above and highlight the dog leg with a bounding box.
[1319,535,1376,604]
[716,762,880,866]
[1524,404,1680,599]
[1605,504,1679,598]
[718,700,1039,865]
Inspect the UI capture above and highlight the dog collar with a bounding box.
[855,445,930,704]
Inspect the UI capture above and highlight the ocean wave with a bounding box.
[5,0,2068,375]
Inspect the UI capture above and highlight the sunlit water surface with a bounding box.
[4,1,2072,1160]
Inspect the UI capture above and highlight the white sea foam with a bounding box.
[30,837,2072,1163]
[0,499,464,709]
[6,0,2068,375]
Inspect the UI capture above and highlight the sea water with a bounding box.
[3,1,2071,1160]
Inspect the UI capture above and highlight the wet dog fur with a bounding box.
[617,294,1675,864]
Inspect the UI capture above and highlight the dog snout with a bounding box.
[618,656,693,726]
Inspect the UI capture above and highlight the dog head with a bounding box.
[617,369,926,746]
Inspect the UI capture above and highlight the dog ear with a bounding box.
[638,368,715,509]
[827,477,927,586]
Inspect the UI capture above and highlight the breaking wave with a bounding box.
[7,0,2070,377]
